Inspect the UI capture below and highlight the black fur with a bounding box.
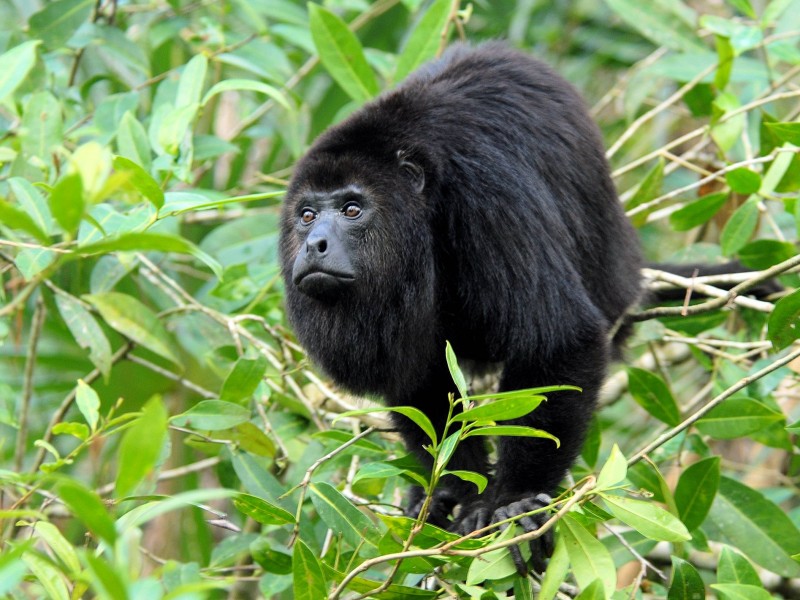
[279,43,643,567]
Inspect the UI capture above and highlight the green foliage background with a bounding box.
[1,0,799,598]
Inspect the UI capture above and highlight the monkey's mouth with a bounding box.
[294,269,355,299]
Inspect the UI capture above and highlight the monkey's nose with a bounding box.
[307,237,328,254]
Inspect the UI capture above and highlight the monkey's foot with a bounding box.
[453,493,554,575]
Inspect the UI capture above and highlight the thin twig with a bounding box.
[15,296,46,472]
[628,345,800,465]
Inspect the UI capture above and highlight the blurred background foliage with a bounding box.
[0,0,799,598]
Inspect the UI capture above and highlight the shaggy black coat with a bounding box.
[279,42,642,540]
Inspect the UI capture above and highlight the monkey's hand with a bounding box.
[403,485,461,529]
[453,493,555,575]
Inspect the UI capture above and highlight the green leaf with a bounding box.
[310,482,380,548]
[434,430,460,471]
[725,168,761,195]
[696,398,784,439]
[560,514,616,597]
[56,479,117,544]
[574,579,606,600]
[445,340,469,398]
[718,546,761,585]
[453,395,545,423]
[78,232,222,279]
[768,288,800,350]
[668,556,705,600]
[760,145,794,195]
[22,551,69,600]
[0,198,50,243]
[738,239,796,270]
[233,493,294,525]
[221,356,267,404]
[31,522,80,575]
[626,367,680,426]
[714,34,734,90]
[84,292,181,366]
[116,396,168,497]
[115,489,236,531]
[395,0,451,81]
[712,92,746,152]
[201,79,292,112]
[74,380,101,432]
[116,112,152,171]
[707,476,800,577]
[112,156,164,209]
[602,495,691,542]
[463,425,559,446]
[444,470,487,493]
[176,54,208,108]
[674,456,720,530]
[336,406,437,446]
[720,197,759,256]
[29,0,94,50]
[765,122,800,145]
[669,192,728,231]
[84,552,129,600]
[171,400,251,430]
[0,40,41,103]
[308,4,378,104]
[538,535,570,600]
[466,544,517,584]
[292,540,328,600]
[711,584,773,600]
[596,444,627,491]
[605,0,703,52]
[625,158,664,226]
[21,91,63,160]
[55,295,112,382]
[725,0,756,17]
[223,422,276,457]
[48,173,85,235]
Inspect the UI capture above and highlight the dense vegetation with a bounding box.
[1,0,799,598]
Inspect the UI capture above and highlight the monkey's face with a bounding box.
[285,183,368,302]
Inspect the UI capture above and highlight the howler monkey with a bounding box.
[279,42,643,570]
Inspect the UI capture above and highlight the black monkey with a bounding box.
[279,42,643,570]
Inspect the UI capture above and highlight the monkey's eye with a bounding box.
[342,202,362,219]
[300,208,317,224]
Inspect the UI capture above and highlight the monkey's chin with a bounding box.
[295,271,355,301]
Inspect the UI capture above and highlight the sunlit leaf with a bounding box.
[560,514,616,597]
[116,396,168,497]
[233,493,294,525]
[171,400,251,430]
[308,4,378,103]
[0,40,41,102]
[29,0,93,49]
[84,292,181,366]
[596,444,627,491]
[395,0,451,81]
[602,494,691,542]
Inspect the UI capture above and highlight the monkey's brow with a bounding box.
[302,185,365,204]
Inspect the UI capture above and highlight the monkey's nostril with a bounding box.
[317,240,327,253]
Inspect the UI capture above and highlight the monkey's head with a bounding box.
[279,136,430,305]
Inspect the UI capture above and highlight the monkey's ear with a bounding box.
[397,151,425,194]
